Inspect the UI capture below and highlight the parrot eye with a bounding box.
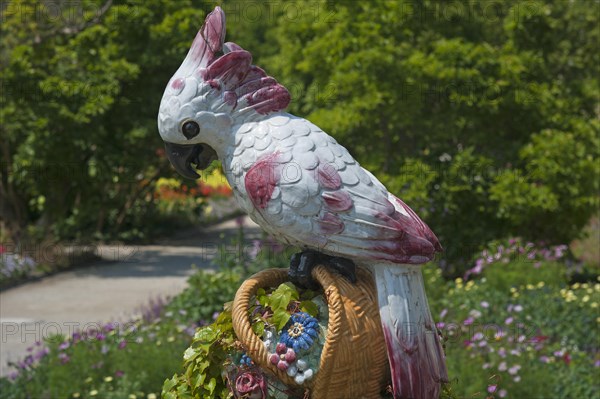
[181,120,200,140]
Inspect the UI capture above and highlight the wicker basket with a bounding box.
[232,266,390,399]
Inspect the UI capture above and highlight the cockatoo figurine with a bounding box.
[158,7,448,399]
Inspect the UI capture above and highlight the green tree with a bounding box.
[0,0,219,244]
[263,0,599,274]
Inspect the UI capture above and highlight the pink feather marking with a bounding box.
[181,8,289,116]
[360,194,442,264]
[237,77,277,98]
[246,85,291,115]
[207,79,220,90]
[187,7,226,68]
[322,190,353,212]
[317,163,341,190]
[223,91,237,107]
[244,152,282,209]
[200,7,226,55]
[390,195,443,252]
[317,211,345,235]
[370,211,436,263]
[371,234,436,264]
[383,325,444,399]
[171,78,185,91]
[224,41,243,53]
[203,50,252,89]
[380,196,397,215]
[242,66,268,82]
[375,211,421,238]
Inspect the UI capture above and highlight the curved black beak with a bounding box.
[163,142,217,179]
[164,142,202,179]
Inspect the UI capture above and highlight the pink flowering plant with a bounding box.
[427,239,599,399]
[464,238,568,280]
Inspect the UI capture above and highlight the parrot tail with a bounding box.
[369,263,448,399]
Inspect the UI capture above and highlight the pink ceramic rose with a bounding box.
[234,369,268,399]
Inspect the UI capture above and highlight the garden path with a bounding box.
[0,216,261,377]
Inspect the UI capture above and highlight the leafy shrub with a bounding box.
[429,148,509,276]
[570,215,600,279]
[163,310,236,399]
[165,268,242,325]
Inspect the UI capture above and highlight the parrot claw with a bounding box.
[289,250,357,289]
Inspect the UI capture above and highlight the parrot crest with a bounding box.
[157,6,290,146]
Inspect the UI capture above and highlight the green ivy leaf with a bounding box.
[269,282,300,313]
[194,326,218,343]
[207,377,217,394]
[183,347,199,362]
[197,359,211,374]
[300,300,319,317]
[162,376,177,392]
[272,309,292,331]
[252,319,266,337]
[194,371,206,389]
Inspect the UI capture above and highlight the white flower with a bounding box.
[514,305,523,312]
[303,369,314,380]
[262,330,274,350]
[291,359,314,385]
[296,359,308,371]
[287,365,298,377]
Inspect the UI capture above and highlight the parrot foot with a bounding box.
[288,249,357,290]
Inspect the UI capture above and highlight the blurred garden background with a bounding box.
[0,0,598,398]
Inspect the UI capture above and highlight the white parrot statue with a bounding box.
[158,7,448,399]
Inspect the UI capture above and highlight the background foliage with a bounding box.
[1,0,226,244]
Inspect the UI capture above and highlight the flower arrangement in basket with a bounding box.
[228,283,327,398]
[162,266,390,399]
[230,266,390,399]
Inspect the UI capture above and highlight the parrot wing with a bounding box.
[240,116,441,264]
